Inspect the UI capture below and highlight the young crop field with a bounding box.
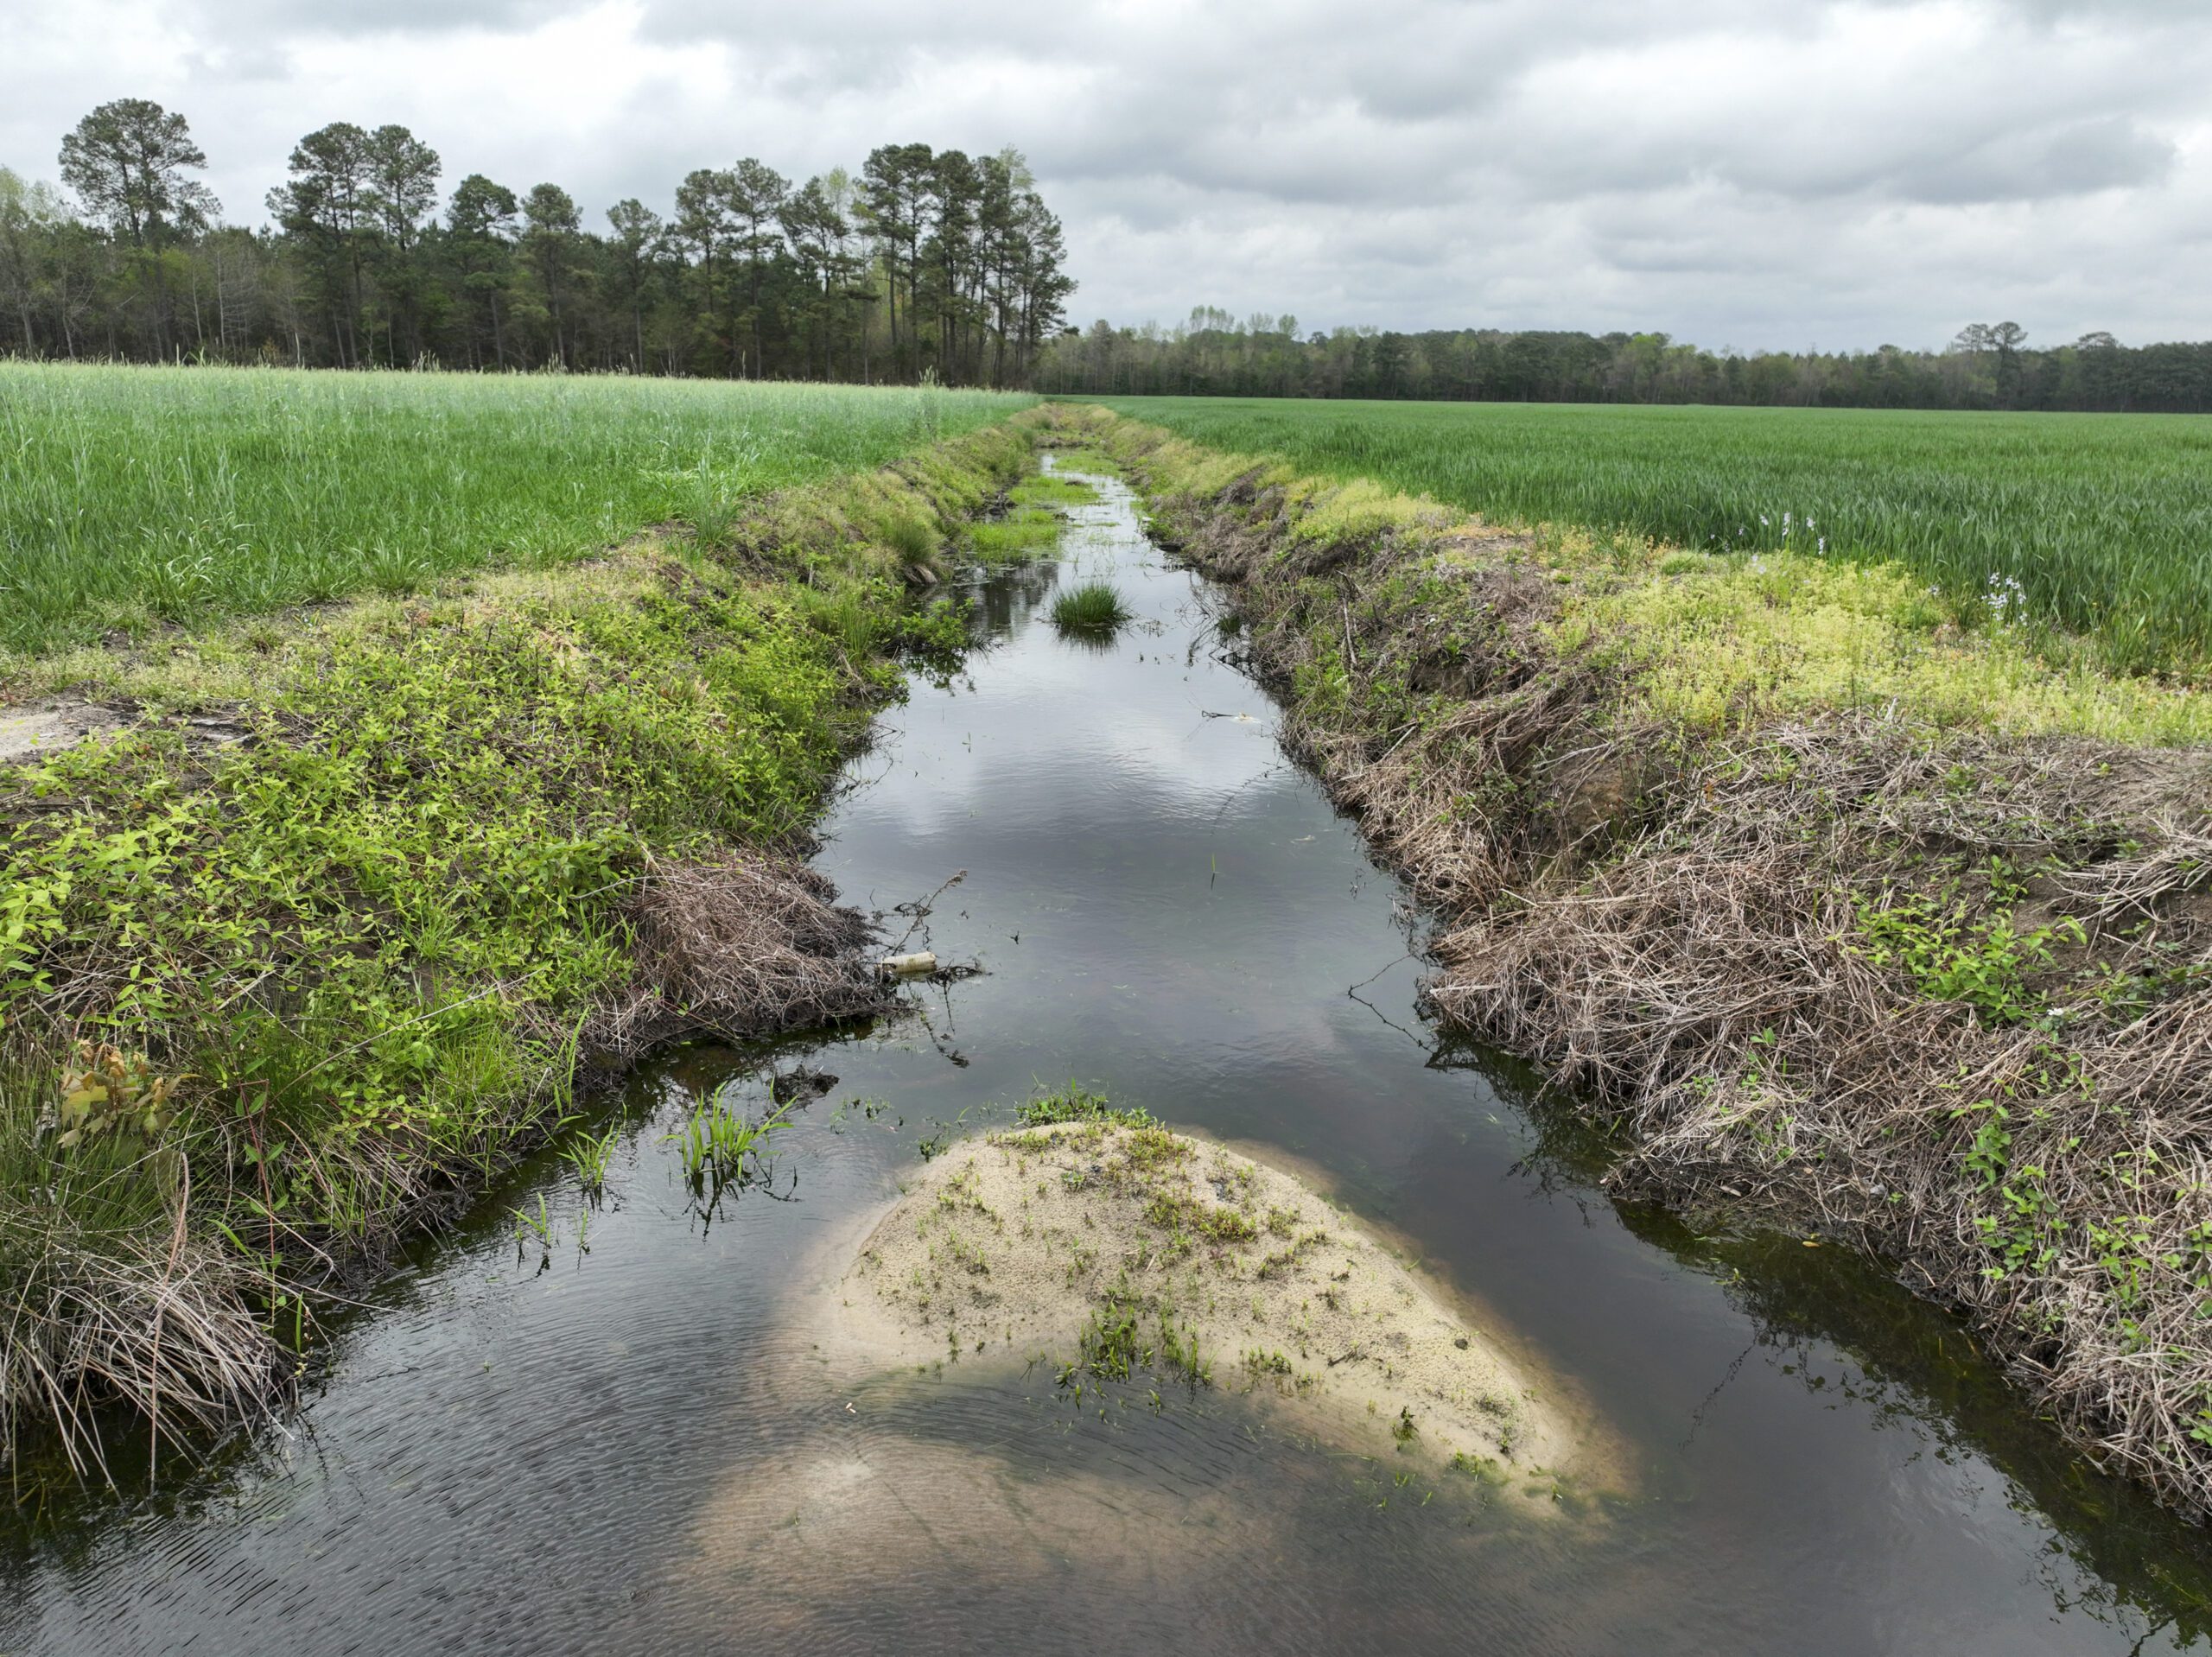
[0,364,1033,656]
[1090,397,2212,681]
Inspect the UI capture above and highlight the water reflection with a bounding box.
[1461,1035,2212,1646]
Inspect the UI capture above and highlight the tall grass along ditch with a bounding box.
[1090,395,2212,683]
[0,391,1051,1479]
[1070,403,2212,1521]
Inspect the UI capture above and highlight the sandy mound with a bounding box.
[830,1114,1587,1488]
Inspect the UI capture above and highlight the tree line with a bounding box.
[0,99,1076,385]
[1037,308,2212,415]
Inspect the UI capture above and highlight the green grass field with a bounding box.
[0,365,1033,656]
[1091,397,2212,679]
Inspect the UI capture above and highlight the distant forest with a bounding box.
[0,99,1075,385]
[9,99,2207,413]
[1036,309,2212,414]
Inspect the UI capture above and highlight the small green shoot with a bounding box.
[563,1124,619,1199]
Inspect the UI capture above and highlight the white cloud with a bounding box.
[3,0,2206,351]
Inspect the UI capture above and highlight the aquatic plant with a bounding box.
[1077,1288,1145,1381]
[512,1194,556,1251]
[562,1125,620,1199]
[1156,1305,1211,1388]
[664,1096,792,1188]
[1050,581,1131,634]
[967,473,1096,565]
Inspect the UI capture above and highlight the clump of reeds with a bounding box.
[665,1096,791,1188]
[1051,581,1131,635]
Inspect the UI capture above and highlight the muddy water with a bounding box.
[5,464,2211,1654]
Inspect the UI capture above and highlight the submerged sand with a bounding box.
[825,1117,1590,1492]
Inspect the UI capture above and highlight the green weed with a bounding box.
[1014,1085,1154,1130]
[1849,892,2085,1025]
[1142,1190,1259,1246]
[1050,581,1131,634]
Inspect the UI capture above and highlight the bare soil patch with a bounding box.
[0,702,123,764]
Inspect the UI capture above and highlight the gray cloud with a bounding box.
[177,0,596,36]
[3,0,2207,351]
[1916,116,2176,203]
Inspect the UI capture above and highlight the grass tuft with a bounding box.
[1050,581,1131,635]
[1014,1085,1152,1130]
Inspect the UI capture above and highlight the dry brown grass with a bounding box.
[0,1219,287,1481]
[599,852,892,1052]
[0,1055,291,1482]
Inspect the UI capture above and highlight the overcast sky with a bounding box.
[8,0,2208,352]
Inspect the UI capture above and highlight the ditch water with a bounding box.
[5,462,2212,1654]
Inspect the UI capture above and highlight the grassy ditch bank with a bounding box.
[1084,395,2212,683]
[0,408,1047,1481]
[1066,403,2212,1521]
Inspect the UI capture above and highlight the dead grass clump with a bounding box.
[606,853,891,1051]
[1,1222,288,1480]
[0,1034,289,1480]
